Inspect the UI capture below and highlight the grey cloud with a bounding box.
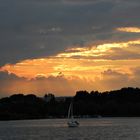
[101,69,129,85]
[99,69,130,90]
[0,0,140,66]
[0,71,26,97]
[0,71,22,81]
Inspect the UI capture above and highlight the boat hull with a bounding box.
[67,121,79,127]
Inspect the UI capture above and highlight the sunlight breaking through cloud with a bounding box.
[56,39,140,58]
[0,39,140,81]
[117,27,140,33]
[0,38,140,96]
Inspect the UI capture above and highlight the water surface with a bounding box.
[0,118,140,140]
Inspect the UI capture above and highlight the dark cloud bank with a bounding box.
[0,0,140,66]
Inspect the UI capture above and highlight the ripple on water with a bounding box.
[0,118,140,140]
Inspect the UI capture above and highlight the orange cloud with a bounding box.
[56,39,140,58]
[0,66,140,97]
[117,27,140,33]
[0,38,140,96]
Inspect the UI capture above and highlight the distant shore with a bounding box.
[1,87,140,121]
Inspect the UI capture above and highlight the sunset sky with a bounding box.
[0,0,140,97]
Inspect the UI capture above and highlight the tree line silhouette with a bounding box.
[0,87,140,120]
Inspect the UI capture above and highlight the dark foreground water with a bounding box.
[0,118,140,140]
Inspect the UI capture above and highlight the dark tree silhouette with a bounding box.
[0,87,140,120]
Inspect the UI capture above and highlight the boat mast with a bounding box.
[68,102,72,119]
[71,101,74,120]
[68,100,74,120]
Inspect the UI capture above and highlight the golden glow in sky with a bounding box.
[0,37,140,95]
[56,40,140,58]
[1,38,140,80]
[117,27,140,33]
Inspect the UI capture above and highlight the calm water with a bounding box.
[0,118,140,140]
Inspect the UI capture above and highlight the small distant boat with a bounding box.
[67,101,79,127]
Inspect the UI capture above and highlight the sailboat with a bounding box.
[67,102,79,127]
